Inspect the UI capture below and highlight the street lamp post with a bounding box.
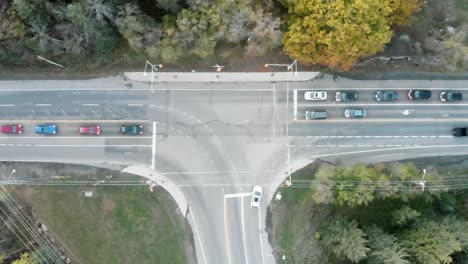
[264,60,298,75]
[144,60,163,93]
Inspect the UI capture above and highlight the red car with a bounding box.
[1,125,23,134]
[79,125,101,135]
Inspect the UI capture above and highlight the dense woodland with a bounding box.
[0,0,420,71]
[278,163,468,264]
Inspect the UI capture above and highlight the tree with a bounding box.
[0,6,27,43]
[366,225,410,264]
[12,253,38,264]
[334,165,387,207]
[391,206,421,226]
[115,4,162,52]
[442,217,468,253]
[401,221,461,264]
[321,217,369,263]
[282,0,394,71]
[387,0,421,27]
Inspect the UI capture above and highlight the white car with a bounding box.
[304,91,327,100]
[250,185,263,208]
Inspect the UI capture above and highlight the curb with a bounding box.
[124,71,322,82]
[121,165,188,217]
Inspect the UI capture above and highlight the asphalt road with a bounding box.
[1,74,468,264]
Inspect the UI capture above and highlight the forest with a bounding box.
[0,0,420,71]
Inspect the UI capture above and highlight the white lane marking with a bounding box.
[293,89,297,121]
[258,207,265,264]
[241,194,249,264]
[0,136,152,139]
[151,121,156,170]
[294,87,467,91]
[0,104,14,107]
[310,144,468,158]
[128,103,144,106]
[224,197,233,264]
[190,212,208,264]
[273,83,276,136]
[35,104,51,106]
[297,103,468,107]
[0,88,275,91]
[293,135,451,139]
[225,192,252,198]
[82,103,99,106]
[161,170,273,175]
[32,145,152,147]
[295,118,468,123]
[179,184,252,187]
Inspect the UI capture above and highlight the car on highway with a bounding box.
[121,125,143,135]
[304,91,327,101]
[440,91,462,102]
[79,125,101,135]
[250,185,263,208]
[35,124,57,135]
[305,110,328,120]
[335,91,358,102]
[1,125,23,134]
[344,108,367,118]
[452,127,468,137]
[408,89,431,100]
[375,91,399,102]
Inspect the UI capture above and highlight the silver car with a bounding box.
[344,108,367,118]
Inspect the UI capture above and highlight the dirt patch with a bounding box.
[101,198,116,215]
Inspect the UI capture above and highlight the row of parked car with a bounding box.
[305,109,366,120]
[304,90,463,102]
[1,124,144,135]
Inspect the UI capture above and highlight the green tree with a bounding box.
[334,165,387,207]
[115,4,162,52]
[366,225,410,264]
[391,206,421,226]
[12,253,38,264]
[442,217,468,253]
[321,217,370,263]
[282,0,394,71]
[402,221,461,264]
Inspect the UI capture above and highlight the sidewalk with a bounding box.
[121,165,188,217]
[125,71,322,82]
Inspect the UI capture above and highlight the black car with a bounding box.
[452,127,468,137]
[335,91,358,102]
[408,90,432,100]
[121,125,144,134]
[440,91,462,102]
[375,91,399,102]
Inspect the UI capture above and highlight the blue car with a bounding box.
[35,124,57,135]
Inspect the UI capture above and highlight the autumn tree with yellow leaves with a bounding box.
[282,0,420,71]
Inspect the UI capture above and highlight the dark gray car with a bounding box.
[121,125,144,134]
[305,110,328,120]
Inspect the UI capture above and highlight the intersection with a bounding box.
[0,73,467,263]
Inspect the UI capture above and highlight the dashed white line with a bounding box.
[258,208,265,264]
[35,104,51,106]
[0,104,14,107]
[190,212,208,264]
[127,103,144,106]
[82,103,99,106]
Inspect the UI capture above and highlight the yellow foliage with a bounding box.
[12,253,38,264]
[388,0,421,27]
[283,0,394,71]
